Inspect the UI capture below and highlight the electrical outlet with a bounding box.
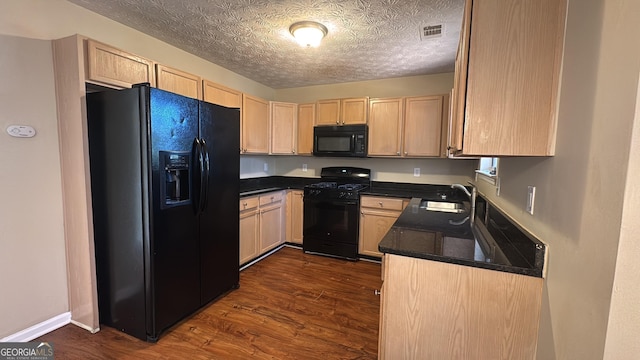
[263,163,268,172]
[302,163,308,172]
[526,186,536,215]
[413,168,420,177]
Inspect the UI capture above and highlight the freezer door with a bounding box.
[198,101,241,304]
[148,88,201,339]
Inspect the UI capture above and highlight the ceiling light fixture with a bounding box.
[289,21,328,47]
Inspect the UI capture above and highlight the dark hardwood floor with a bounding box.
[37,247,383,359]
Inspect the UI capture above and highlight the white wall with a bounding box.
[602,72,640,359]
[475,0,640,358]
[0,34,68,337]
[274,73,454,103]
[0,0,274,99]
[273,156,475,184]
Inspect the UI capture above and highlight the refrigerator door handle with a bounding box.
[200,138,210,212]
[192,137,206,214]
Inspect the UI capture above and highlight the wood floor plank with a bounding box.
[37,247,382,359]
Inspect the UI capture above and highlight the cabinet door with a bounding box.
[260,202,284,254]
[449,0,472,154]
[291,190,304,244]
[341,97,368,125]
[242,94,269,154]
[380,254,543,359]
[316,99,341,125]
[457,0,566,156]
[368,98,403,156]
[156,64,202,99]
[203,80,242,108]
[297,103,315,155]
[403,95,444,157]
[359,208,401,258]
[270,102,297,155]
[86,39,155,88]
[239,208,259,265]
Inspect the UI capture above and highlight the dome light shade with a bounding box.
[289,21,328,47]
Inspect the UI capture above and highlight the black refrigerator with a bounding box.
[86,84,240,342]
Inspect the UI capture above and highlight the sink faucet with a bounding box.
[451,183,477,223]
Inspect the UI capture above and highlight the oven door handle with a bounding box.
[305,199,359,206]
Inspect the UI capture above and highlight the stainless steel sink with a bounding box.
[419,200,466,213]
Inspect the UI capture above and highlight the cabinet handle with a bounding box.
[379,201,383,207]
[292,149,295,153]
[374,289,381,296]
[243,202,247,208]
[404,151,408,155]
[396,151,400,155]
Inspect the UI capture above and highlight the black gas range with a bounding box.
[302,167,371,260]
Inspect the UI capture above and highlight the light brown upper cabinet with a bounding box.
[156,64,202,100]
[316,97,368,126]
[449,0,567,156]
[85,39,156,88]
[403,95,446,157]
[203,80,242,109]
[369,96,448,158]
[203,80,243,150]
[297,103,315,155]
[270,101,298,155]
[241,94,269,154]
[368,98,404,157]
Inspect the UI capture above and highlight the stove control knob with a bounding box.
[348,192,353,197]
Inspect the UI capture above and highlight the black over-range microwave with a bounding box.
[313,124,368,157]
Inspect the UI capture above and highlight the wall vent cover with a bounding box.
[420,24,443,40]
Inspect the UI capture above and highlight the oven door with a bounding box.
[303,197,360,259]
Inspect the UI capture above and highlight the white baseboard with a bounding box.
[0,312,71,342]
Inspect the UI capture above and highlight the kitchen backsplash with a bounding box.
[240,155,477,185]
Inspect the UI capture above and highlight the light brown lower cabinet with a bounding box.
[239,196,260,265]
[258,191,285,254]
[239,191,285,266]
[286,190,304,244]
[359,196,408,258]
[378,254,543,360]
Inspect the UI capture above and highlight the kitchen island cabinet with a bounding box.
[377,195,546,359]
[379,253,543,359]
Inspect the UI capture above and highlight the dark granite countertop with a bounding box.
[240,176,472,200]
[378,196,545,278]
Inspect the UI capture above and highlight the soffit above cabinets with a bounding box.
[67,0,464,89]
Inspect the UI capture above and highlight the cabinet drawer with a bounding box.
[361,197,405,211]
[259,191,283,207]
[239,197,259,211]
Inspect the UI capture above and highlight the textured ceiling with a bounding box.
[67,0,464,89]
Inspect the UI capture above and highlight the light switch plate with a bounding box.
[526,186,536,215]
[302,164,307,172]
[413,168,420,177]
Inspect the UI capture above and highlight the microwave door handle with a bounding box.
[351,134,356,151]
